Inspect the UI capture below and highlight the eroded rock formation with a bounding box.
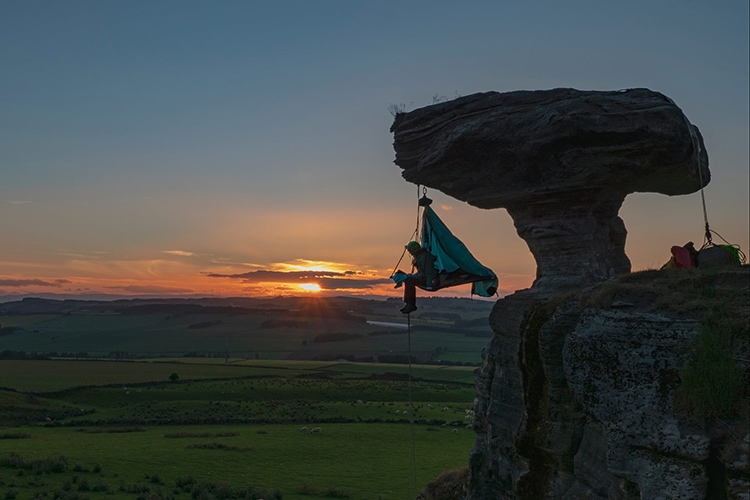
[468,270,750,500]
[393,89,749,499]
[391,88,709,293]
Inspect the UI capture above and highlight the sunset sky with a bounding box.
[2,1,748,301]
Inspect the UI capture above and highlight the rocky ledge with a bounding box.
[393,89,747,499]
[469,266,749,500]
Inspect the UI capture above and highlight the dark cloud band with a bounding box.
[0,279,64,287]
[207,270,356,282]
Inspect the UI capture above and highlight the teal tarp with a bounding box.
[421,206,498,297]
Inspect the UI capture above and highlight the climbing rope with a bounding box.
[667,97,716,249]
[388,184,423,496]
[689,127,713,247]
[407,312,418,497]
[389,185,424,279]
[703,228,747,263]
[688,124,746,262]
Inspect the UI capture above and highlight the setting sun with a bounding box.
[298,283,322,292]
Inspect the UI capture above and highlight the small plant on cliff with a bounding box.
[677,317,744,420]
[417,465,469,500]
[388,103,407,117]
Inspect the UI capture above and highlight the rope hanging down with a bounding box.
[689,128,713,247]
[389,185,424,279]
[388,185,422,497]
[670,97,715,249]
[684,116,745,262]
[407,312,418,497]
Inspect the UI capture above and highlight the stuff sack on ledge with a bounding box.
[662,240,745,270]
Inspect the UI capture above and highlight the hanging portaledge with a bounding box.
[418,198,498,297]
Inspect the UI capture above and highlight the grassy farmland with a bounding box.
[0,358,480,499]
[0,359,478,393]
[0,296,494,364]
[0,424,475,499]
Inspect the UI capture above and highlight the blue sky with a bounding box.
[1,0,748,298]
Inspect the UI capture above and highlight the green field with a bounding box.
[0,359,478,393]
[0,424,475,500]
[0,358,479,499]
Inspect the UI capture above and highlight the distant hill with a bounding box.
[0,295,493,316]
[0,295,495,365]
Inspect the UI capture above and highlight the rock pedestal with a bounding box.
[505,191,630,292]
[391,87,709,294]
[392,89,749,499]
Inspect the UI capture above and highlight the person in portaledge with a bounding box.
[400,241,438,314]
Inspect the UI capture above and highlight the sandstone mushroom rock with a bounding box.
[391,88,709,293]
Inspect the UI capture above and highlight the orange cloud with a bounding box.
[163,250,197,257]
[275,259,354,273]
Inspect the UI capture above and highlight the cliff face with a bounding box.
[391,89,748,499]
[470,268,749,500]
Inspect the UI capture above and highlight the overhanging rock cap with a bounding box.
[391,88,709,209]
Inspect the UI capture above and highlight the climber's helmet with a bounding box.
[406,241,421,255]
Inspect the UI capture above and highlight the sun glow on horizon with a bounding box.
[298,283,322,292]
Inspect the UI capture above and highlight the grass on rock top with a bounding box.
[579,265,749,423]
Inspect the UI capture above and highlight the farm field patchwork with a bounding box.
[0,359,478,393]
[0,358,480,499]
